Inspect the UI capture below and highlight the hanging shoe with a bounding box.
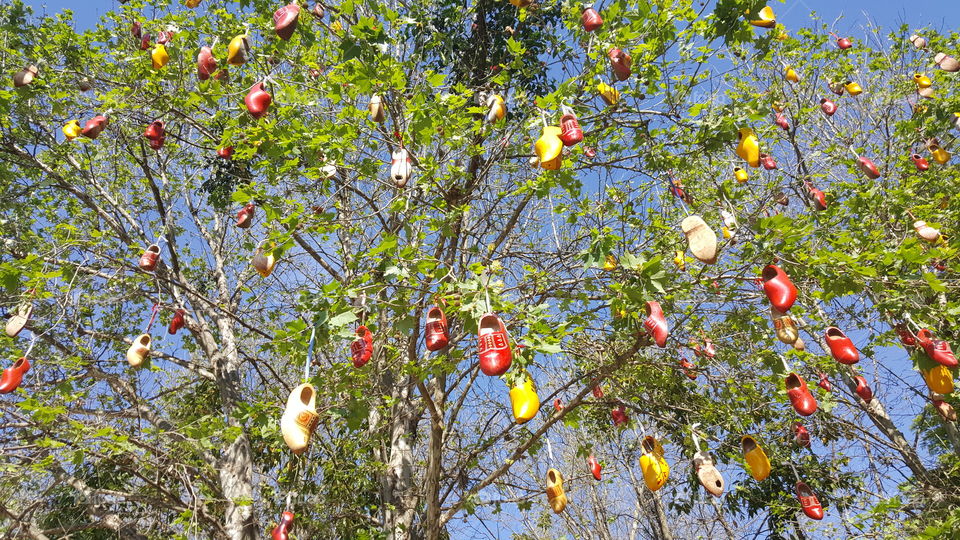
[927,139,951,164]
[911,153,929,171]
[227,34,250,65]
[857,157,880,179]
[0,357,30,394]
[681,215,718,264]
[390,148,413,187]
[808,186,827,210]
[736,128,760,167]
[762,264,797,312]
[734,167,748,183]
[587,454,602,480]
[853,375,873,403]
[793,422,811,447]
[913,220,941,243]
[597,82,620,106]
[795,482,824,520]
[909,34,927,49]
[126,334,151,367]
[895,323,917,347]
[828,81,845,95]
[639,436,670,491]
[151,44,169,69]
[844,81,863,95]
[144,121,166,149]
[741,435,770,481]
[62,120,82,140]
[271,511,295,540]
[592,385,604,399]
[534,126,563,170]
[168,308,186,335]
[820,98,837,116]
[824,327,859,364]
[424,305,449,351]
[139,244,161,272]
[784,67,799,83]
[607,48,632,81]
[509,373,540,424]
[917,329,958,368]
[369,95,386,123]
[274,3,301,40]
[934,52,960,72]
[581,5,603,32]
[544,469,567,513]
[693,450,724,497]
[772,310,799,344]
[553,399,563,412]
[245,82,272,119]
[835,35,852,49]
[817,371,832,392]
[236,203,255,229]
[748,5,775,28]
[478,313,512,376]
[197,46,218,81]
[351,326,373,368]
[759,153,777,170]
[785,373,817,416]
[81,115,108,139]
[559,112,583,147]
[280,383,319,454]
[5,303,32,338]
[611,405,628,427]
[642,301,669,347]
[679,357,697,380]
[484,94,506,123]
[252,243,277,277]
[931,393,957,422]
[13,65,38,87]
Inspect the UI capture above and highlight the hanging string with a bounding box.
[545,436,555,467]
[691,422,703,452]
[143,303,160,333]
[303,325,317,381]
[23,332,38,358]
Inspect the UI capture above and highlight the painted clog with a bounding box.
[741,435,770,481]
[351,325,373,367]
[144,121,166,150]
[857,157,880,179]
[762,264,797,312]
[581,5,603,32]
[485,94,506,123]
[81,116,108,139]
[824,327,859,364]
[917,329,958,368]
[734,167,748,183]
[168,308,186,335]
[559,113,583,146]
[611,405,628,427]
[252,243,277,277]
[424,305,449,351]
[5,303,32,338]
[369,94,386,123]
[693,450,724,497]
[681,215,718,264]
[607,48,632,81]
[639,436,669,491]
[478,313,511,376]
[785,373,818,416]
[597,82,620,106]
[911,153,929,171]
[736,128,760,167]
[820,98,837,116]
[535,126,563,170]
[817,371,832,392]
[197,46,217,81]
[909,35,927,49]
[274,4,301,40]
[227,34,250,65]
[785,67,799,83]
[643,300,669,347]
[0,357,30,394]
[13,65,38,87]
[545,469,567,513]
[236,203,255,229]
[62,120,81,140]
[853,375,873,403]
[280,383,320,454]
[245,82,272,119]
[793,422,811,447]
[509,373,540,424]
[828,81,845,95]
[390,148,413,187]
[927,139,950,164]
[126,334,151,367]
[759,153,777,170]
[139,244,161,272]
[795,482,824,520]
[749,6,775,28]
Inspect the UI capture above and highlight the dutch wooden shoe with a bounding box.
[681,215,718,264]
[197,46,217,80]
[917,329,958,368]
[151,43,169,69]
[741,435,770,481]
[918,352,954,394]
[0,357,30,394]
[607,48,632,81]
[535,126,563,170]
[693,450,724,497]
[13,65,38,87]
[935,52,960,72]
[639,436,669,491]
[853,375,873,403]
[587,454,602,480]
[139,244,161,272]
[252,243,277,277]
[817,371,832,392]
[824,327,859,364]
[390,148,413,187]
[81,115,108,139]
[545,469,567,513]
[611,405,628,427]
[844,81,863,95]
[271,511,294,540]
[748,6,775,28]
[581,5,603,32]
[245,82,272,119]
[280,383,319,454]
[820,98,837,116]
[5,303,32,338]
[485,94,506,123]
[795,482,824,520]
[369,95,386,123]
[351,326,373,367]
[793,422,811,447]
[771,309,799,344]
[857,156,880,179]
[911,153,929,171]
[62,120,82,140]
[509,373,540,424]
[762,264,797,312]
[759,153,777,170]
[273,3,301,40]
[736,128,760,167]
[785,373,818,416]
[227,34,250,65]
[478,313,511,375]
[913,220,941,243]
[559,112,583,147]
[168,308,186,335]
[236,203,255,229]
[126,334,151,367]
[424,305,449,351]
[643,301,669,347]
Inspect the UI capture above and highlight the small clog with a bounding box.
[478,313,511,376]
[844,81,863,96]
[681,215,718,264]
[5,303,32,338]
[824,327,859,364]
[642,301,669,347]
[817,371,832,392]
[236,203,255,229]
[911,153,929,171]
[0,357,30,394]
[793,422,811,447]
[273,3,301,40]
[369,95,386,123]
[748,6,776,28]
[759,153,777,170]
[139,244,161,272]
[272,511,295,540]
[927,140,950,164]
[597,82,620,106]
[679,357,697,380]
[227,34,250,65]
[762,264,797,312]
[508,373,540,424]
[741,435,770,481]
[587,454,602,480]
[351,325,373,367]
[485,94,506,123]
[611,405,628,427]
[734,167,748,183]
[785,67,799,83]
[736,128,760,168]
[126,334,151,367]
[151,44,169,69]
[62,120,82,140]
[795,482,824,520]
[81,116,108,139]
[581,5,603,32]
[828,81,845,96]
[909,35,927,49]
[913,220,941,243]
[280,383,319,454]
[607,48,632,81]
[820,98,837,116]
[197,46,218,81]
[896,323,917,347]
[785,373,818,416]
[391,148,413,187]
[13,65,38,87]
[853,375,873,403]
[245,82,272,119]
[252,243,277,277]
[545,469,567,513]
[424,305,449,351]
[857,156,880,179]
[639,436,669,491]
[693,450,724,497]
[772,309,799,344]
[168,308,186,335]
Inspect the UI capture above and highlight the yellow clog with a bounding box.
[844,81,863,96]
[152,44,169,69]
[62,120,81,140]
[508,374,541,424]
[227,34,250,65]
[736,128,760,168]
[741,435,770,481]
[749,6,776,28]
[922,364,954,394]
[545,469,567,513]
[785,67,799,83]
[639,436,670,491]
[535,126,563,170]
[734,167,748,183]
[597,82,620,106]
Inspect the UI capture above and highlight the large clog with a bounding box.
[273,4,301,40]
[545,469,567,513]
[785,373,818,416]
[762,265,797,312]
[741,435,770,481]
[681,215,718,264]
[581,5,603,32]
[824,327,859,364]
[424,305,449,351]
[736,128,760,167]
[917,329,958,368]
[126,334,151,367]
[639,436,669,491]
[643,301,669,347]
[0,357,30,394]
[280,383,319,454]
[508,373,540,424]
[693,450,724,497]
[535,126,563,170]
[795,482,824,520]
[478,313,511,376]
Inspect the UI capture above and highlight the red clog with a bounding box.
[762,265,797,312]
[774,112,790,130]
[592,385,604,399]
[156,31,173,45]
[917,329,958,368]
[911,153,929,171]
[144,121,165,149]
[587,454,602,480]
[642,301,669,347]
[140,34,151,51]
[131,21,142,40]
[611,405,628,427]
[168,308,185,335]
[793,422,811,447]
[895,323,917,347]
[553,398,563,412]
[478,313,512,376]
[273,3,301,40]
[218,146,235,160]
[785,373,818,416]
[559,113,583,146]
[817,371,832,392]
[236,203,255,228]
[857,156,880,179]
[197,46,218,81]
[836,36,852,49]
[824,327,859,364]
[581,5,603,32]
[0,357,30,394]
[820,98,837,116]
[351,326,373,367]
[679,357,697,380]
[760,153,777,170]
[425,305,449,351]
[81,115,108,139]
[245,82,272,119]
[853,375,872,403]
[607,48,632,81]
[139,244,161,272]
[271,510,294,540]
[795,482,824,520]
[808,186,827,210]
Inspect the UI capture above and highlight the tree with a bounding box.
[0,0,958,539]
